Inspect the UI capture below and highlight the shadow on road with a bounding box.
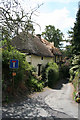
[2,95,71,119]
[50,78,69,90]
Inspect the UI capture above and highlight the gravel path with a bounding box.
[2,80,78,119]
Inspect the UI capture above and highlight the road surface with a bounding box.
[2,79,78,119]
[45,83,78,118]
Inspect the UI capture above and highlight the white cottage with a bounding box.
[41,38,62,64]
[12,32,53,76]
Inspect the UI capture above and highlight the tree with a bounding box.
[67,8,80,56]
[42,25,64,48]
[67,7,80,93]
[72,8,80,55]
[66,7,80,58]
[0,0,42,51]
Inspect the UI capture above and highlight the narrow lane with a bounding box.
[2,96,71,118]
[2,80,78,119]
[31,79,78,118]
[45,82,78,118]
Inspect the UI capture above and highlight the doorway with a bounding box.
[37,64,42,76]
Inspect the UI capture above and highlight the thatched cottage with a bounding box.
[41,37,62,63]
[12,32,53,75]
[12,32,62,76]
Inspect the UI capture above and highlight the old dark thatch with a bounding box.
[11,32,53,57]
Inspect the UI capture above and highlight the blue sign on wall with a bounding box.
[10,59,19,68]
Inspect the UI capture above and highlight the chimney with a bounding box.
[36,34,41,41]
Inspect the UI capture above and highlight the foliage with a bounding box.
[67,8,80,56]
[59,63,70,80]
[63,45,73,58]
[65,8,80,99]
[2,48,33,89]
[0,0,42,51]
[69,55,80,82]
[72,71,80,101]
[27,75,44,92]
[2,47,44,96]
[42,25,64,48]
[42,61,59,88]
[73,8,80,55]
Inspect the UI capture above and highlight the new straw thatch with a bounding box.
[41,38,62,56]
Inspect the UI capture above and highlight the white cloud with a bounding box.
[34,7,75,36]
[21,0,79,13]
[0,0,75,40]
[28,0,79,4]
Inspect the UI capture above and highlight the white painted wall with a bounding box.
[26,54,53,75]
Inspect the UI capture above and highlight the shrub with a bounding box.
[69,55,80,100]
[42,61,59,88]
[69,55,80,82]
[41,66,48,86]
[59,63,70,80]
[27,75,44,92]
[2,48,44,103]
[72,71,80,99]
[2,48,34,91]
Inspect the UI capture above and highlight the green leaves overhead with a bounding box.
[1,0,42,51]
[73,9,80,55]
[42,25,64,48]
[68,8,80,55]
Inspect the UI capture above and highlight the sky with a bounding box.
[20,0,80,41]
[0,0,80,46]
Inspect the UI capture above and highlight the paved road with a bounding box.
[2,96,71,119]
[2,80,78,119]
[31,81,78,118]
[45,83,78,118]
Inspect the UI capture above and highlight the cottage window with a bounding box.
[41,57,43,60]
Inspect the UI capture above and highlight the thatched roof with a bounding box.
[11,32,53,57]
[41,39,62,56]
